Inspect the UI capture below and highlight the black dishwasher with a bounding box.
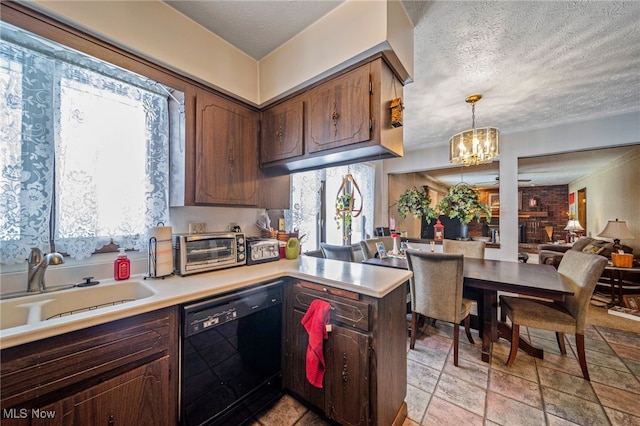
[181,281,283,426]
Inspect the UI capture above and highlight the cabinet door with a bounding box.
[261,97,304,163]
[35,357,171,426]
[195,89,258,205]
[324,324,370,426]
[306,64,371,153]
[283,309,325,410]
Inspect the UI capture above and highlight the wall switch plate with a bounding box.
[189,223,207,234]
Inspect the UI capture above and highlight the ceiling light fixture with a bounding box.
[449,94,499,166]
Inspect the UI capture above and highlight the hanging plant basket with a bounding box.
[396,186,436,223]
[334,174,363,234]
[437,182,491,226]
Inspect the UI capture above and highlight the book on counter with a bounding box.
[608,306,640,322]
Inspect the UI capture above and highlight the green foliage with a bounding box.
[335,192,353,233]
[437,183,492,226]
[397,187,437,223]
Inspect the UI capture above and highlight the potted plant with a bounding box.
[396,186,437,223]
[334,192,354,234]
[437,183,491,239]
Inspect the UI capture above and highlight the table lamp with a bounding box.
[597,218,635,249]
[563,219,584,243]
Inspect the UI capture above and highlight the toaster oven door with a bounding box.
[184,237,236,269]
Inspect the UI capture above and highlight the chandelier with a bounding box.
[449,94,500,166]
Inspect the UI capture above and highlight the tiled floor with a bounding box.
[252,320,640,425]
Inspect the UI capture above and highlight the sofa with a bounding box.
[538,236,633,268]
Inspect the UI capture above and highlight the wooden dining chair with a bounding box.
[442,239,486,259]
[499,250,608,380]
[405,250,475,366]
[320,243,355,262]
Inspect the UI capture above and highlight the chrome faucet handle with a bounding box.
[28,247,43,265]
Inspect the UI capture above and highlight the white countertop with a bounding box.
[0,256,411,349]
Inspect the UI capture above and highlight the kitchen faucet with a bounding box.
[27,247,64,293]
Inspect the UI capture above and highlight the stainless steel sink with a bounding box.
[0,280,156,331]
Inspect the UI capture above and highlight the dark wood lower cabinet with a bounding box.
[34,356,170,425]
[283,280,406,426]
[324,323,370,426]
[0,307,178,426]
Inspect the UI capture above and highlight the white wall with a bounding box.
[30,0,414,106]
[569,146,640,253]
[381,111,640,261]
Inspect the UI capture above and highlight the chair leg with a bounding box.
[556,332,567,354]
[575,333,590,381]
[464,315,475,344]
[453,323,460,366]
[506,323,520,367]
[410,312,417,349]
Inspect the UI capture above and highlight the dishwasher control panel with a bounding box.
[182,281,283,337]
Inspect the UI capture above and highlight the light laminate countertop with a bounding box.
[0,256,411,349]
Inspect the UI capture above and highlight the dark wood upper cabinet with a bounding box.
[260,95,304,164]
[195,88,259,206]
[260,55,404,173]
[306,63,371,153]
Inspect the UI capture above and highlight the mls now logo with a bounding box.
[2,408,56,419]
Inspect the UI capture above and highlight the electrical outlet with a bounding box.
[189,223,207,234]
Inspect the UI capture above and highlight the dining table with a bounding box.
[363,255,574,363]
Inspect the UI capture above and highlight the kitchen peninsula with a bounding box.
[0,257,411,426]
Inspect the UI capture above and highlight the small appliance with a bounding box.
[174,232,245,275]
[245,237,280,265]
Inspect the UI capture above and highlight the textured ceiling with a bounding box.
[162,0,640,185]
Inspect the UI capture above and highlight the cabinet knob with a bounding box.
[108,414,115,426]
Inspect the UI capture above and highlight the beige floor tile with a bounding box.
[489,369,542,409]
[433,373,486,416]
[592,381,640,418]
[603,406,640,426]
[537,366,598,402]
[486,390,546,426]
[422,395,483,426]
[542,387,609,425]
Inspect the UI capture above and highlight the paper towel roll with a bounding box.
[149,226,173,277]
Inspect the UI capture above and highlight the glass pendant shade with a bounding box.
[449,126,500,166]
[449,94,499,166]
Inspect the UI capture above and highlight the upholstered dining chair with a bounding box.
[405,250,475,366]
[320,243,356,262]
[442,239,486,259]
[359,237,394,260]
[499,250,608,380]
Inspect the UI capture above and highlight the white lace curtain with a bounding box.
[286,163,375,250]
[0,22,170,264]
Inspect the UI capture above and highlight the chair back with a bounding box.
[442,239,486,259]
[359,237,394,260]
[405,250,464,324]
[557,250,608,333]
[320,243,355,262]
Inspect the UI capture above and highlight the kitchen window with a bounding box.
[0,21,179,264]
[287,163,375,250]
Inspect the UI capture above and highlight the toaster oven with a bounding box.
[174,232,246,275]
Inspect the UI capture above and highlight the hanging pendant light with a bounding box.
[449,94,500,166]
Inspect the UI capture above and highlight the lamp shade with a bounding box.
[563,219,584,232]
[597,219,635,242]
